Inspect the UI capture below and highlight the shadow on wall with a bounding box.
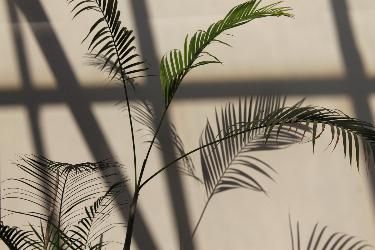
[0,0,374,249]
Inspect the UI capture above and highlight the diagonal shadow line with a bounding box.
[6,0,45,156]
[330,0,375,203]
[1,1,374,247]
[11,0,157,248]
[129,0,195,249]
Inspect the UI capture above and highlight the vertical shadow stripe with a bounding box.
[129,0,195,249]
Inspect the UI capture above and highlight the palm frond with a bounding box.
[200,96,303,197]
[2,155,122,236]
[129,101,201,182]
[289,218,373,250]
[68,182,124,249]
[86,53,137,89]
[67,0,147,81]
[229,105,375,169]
[0,222,38,250]
[160,0,292,106]
[28,222,80,250]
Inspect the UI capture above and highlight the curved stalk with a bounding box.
[123,191,139,250]
[137,104,169,187]
[191,194,212,238]
[96,5,138,191]
[124,104,170,250]
[139,124,266,190]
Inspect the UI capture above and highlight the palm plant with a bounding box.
[1,0,375,249]
[1,156,124,249]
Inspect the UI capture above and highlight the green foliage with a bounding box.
[2,0,375,249]
[160,0,292,106]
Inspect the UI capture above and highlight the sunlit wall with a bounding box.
[1,0,374,249]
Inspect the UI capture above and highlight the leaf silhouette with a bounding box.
[200,96,303,197]
[192,96,304,236]
[0,222,37,250]
[1,155,123,249]
[68,182,124,249]
[160,0,292,106]
[228,105,375,169]
[67,0,147,81]
[289,217,373,250]
[128,101,201,182]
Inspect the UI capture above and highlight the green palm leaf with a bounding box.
[67,0,147,80]
[160,0,292,106]
[289,218,373,250]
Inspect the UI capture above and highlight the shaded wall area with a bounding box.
[0,0,374,249]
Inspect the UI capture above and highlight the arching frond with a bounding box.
[0,222,38,250]
[200,96,303,197]
[232,106,375,169]
[86,53,136,89]
[289,218,373,250]
[67,0,147,80]
[28,222,79,250]
[68,182,124,249]
[2,155,122,238]
[160,0,292,106]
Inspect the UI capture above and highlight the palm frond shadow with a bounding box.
[191,96,306,237]
[126,101,202,183]
[200,96,305,198]
[289,217,374,250]
[0,222,35,250]
[1,155,126,249]
[67,0,148,81]
[85,53,137,89]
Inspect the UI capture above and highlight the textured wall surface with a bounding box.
[0,0,375,249]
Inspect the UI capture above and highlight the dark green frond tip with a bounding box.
[160,0,292,107]
[67,0,147,81]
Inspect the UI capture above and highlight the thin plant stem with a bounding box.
[122,81,137,191]
[191,146,242,238]
[123,190,139,250]
[96,5,138,191]
[139,124,266,190]
[191,195,212,238]
[123,104,170,250]
[137,104,170,187]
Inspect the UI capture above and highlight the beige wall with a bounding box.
[0,0,374,249]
